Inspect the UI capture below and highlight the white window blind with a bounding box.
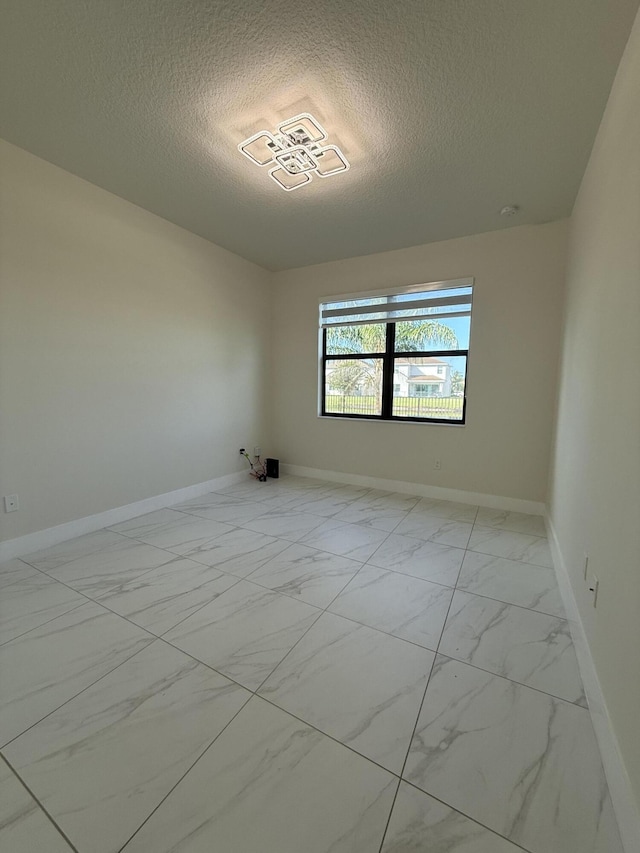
[320,279,473,329]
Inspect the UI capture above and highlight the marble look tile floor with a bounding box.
[0,475,624,853]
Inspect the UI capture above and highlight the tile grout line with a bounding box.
[159,628,423,782]
[1,626,251,852]
[153,628,406,779]
[0,628,157,752]
[376,530,468,849]
[17,528,156,573]
[254,692,405,780]
[375,663,434,853]
[399,777,536,853]
[376,541,467,853]
[18,531,251,615]
[448,587,569,620]
[93,571,248,641]
[0,561,193,751]
[0,564,54,591]
[375,777,404,853]
[378,522,564,853]
[248,524,399,696]
[114,690,255,853]
[0,599,88,649]
[424,536,586,703]
[0,568,254,749]
[451,584,566,620]
[1,743,81,853]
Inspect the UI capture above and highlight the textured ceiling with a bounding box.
[1,0,638,270]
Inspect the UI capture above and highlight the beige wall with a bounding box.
[548,9,640,808]
[271,221,567,502]
[0,140,271,541]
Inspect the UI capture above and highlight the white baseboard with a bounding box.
[0,471,246,563]
[281,464,545,515]
[546,515,640,853]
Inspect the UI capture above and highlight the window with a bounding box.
[412,383,439,397]
[320,278,472,423]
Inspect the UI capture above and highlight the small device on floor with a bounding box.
[266,458,279,478]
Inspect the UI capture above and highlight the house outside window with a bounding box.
[319,278,473,424]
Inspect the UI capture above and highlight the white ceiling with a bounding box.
[1,0,638,270]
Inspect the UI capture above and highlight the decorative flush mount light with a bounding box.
[238,113,350,191]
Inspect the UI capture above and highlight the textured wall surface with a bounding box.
[548,6,640,813]
[271,220,567,502]
[0,141,271,541]
[0,0,637,270]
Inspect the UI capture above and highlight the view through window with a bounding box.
[320,279,473,423]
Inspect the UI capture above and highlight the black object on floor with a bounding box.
[266,458,280,479]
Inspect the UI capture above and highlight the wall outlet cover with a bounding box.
[4,494,19,513]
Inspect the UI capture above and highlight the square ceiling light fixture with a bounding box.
[239,113,350,191]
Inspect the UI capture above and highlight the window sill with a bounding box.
[317,414,466,427]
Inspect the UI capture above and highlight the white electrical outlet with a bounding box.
[434,459,441,470]
[588,574,599,608]
[254,446,261,457]
[4,494,19,513]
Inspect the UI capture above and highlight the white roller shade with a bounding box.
[320,281,473,328]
